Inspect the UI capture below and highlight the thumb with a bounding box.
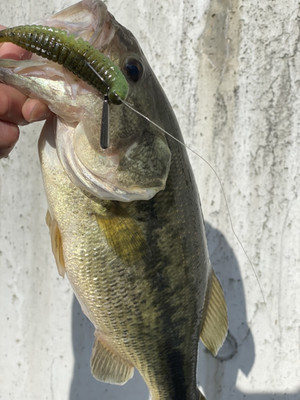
[0,25,32,60]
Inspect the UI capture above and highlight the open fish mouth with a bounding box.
[0,1,172,201]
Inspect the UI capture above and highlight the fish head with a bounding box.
[0,0,172,201]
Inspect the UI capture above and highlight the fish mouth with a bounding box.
[41,1,171,201]
[0,0,171,202]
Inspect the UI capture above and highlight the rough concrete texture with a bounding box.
[0,0,299,399]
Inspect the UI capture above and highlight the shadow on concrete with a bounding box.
[199,222,300,400]
[68,221,299,399]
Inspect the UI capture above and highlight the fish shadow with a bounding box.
[199,222,300,400]
[69,222,299,399]
[198,221,255,399]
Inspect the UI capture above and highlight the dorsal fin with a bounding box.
[200,270,228,356]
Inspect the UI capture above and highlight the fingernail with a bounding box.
[28,103,51,122]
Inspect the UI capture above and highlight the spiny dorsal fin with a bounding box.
[200,270,228,356]
[91,333,134,385]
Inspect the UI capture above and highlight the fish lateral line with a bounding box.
[121,99,268,311]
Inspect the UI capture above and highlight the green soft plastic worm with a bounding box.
[0,25,128,104]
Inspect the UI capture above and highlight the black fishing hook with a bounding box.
[100,94,110,149]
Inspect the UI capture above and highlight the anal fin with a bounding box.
[91,332,134,385]
[200,270,228,356]
[46,210,66,277]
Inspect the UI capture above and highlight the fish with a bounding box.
[0,1,228,399]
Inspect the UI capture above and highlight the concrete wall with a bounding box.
[0,1,299,399]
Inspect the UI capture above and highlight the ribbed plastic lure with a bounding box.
[0,25,128,104]
[0,25,130,148]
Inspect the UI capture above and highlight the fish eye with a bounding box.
[124,58,143,82]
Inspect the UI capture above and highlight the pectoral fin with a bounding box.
[46,210,66,277]
[200,270,228,356]
[95,210,147,265]
[91,332,134,384]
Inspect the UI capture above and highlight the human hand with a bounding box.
[0,26,51,158]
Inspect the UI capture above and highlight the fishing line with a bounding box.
[122,99,268,309]
[72,57,268,309]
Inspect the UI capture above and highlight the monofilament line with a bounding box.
[122,99,268,310]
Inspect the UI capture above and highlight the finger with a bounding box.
[0,120,19,158]
[0,42,32,60]
[22,98,52,122]
[0,83,28,125]
[0,26,31,60]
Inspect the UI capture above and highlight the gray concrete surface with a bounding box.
[0,1,299,399]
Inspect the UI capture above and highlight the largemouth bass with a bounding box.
[0,1,228,399]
